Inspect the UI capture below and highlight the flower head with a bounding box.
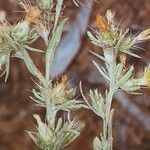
[95,14,109,32]
[31,76,84,111]
[28,114,84,150]
[0,16,40,81]
[20,2,41,23]
[88,10,147,59]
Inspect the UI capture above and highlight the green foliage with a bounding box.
[28,114,84,150]
[0,20,40,81]
[0,1,85,149]
[31,80,85,112]
[36,0,53,11]
[87,10,150,58]
[0,1,150,150]
[83,9,150,150]
[45,18,68,80]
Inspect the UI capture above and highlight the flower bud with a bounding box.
[11,21,29,42]
[36,0,52,11]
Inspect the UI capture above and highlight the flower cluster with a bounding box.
[88,10,150,59]
[31,76,84,111]
[0,0,61,82]
[28,114,84,150]
[80,83,114,150]
[0,14,39,81]
[20,2,41,24]
[85,9,150,150]
[20,1,54,22]
[0,1,85,150]
[80,87,107,119]
[94,61,150,93]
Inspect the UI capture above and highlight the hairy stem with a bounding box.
[104,50,116,149]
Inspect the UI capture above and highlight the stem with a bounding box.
[108,110,114,150]
[106,85,114,117]
[106,50,116,113]
[106,87,114,150]
[103,118,107,139]
[45,0,64,81]
[103,50,116,149]
[47,105,57,128]
[45,42,55,81]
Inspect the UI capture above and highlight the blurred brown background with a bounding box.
[0,0,150,150]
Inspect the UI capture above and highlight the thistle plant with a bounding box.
[80,10,150,150]
[0,0,85,150]
[0,0,150,149]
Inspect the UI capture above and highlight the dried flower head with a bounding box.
[88,10,149,59]
[61,75,68,85]
[95,14,109,32]
[31,77,84,111]
[20,2,41,23]
[51,75,69,101]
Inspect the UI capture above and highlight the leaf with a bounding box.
[136,28,150,41]
[93,60,109,82]
[5,52,11,82]
[45,18,67,80]
[87,31,100,45]
[93,137,101,150]
[121,50,141,58]
[25,45,44,53]
[118,66,134,86]
[90,50,106,62]
[53,0,64,31]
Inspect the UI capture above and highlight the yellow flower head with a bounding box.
[95,14,109,32]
